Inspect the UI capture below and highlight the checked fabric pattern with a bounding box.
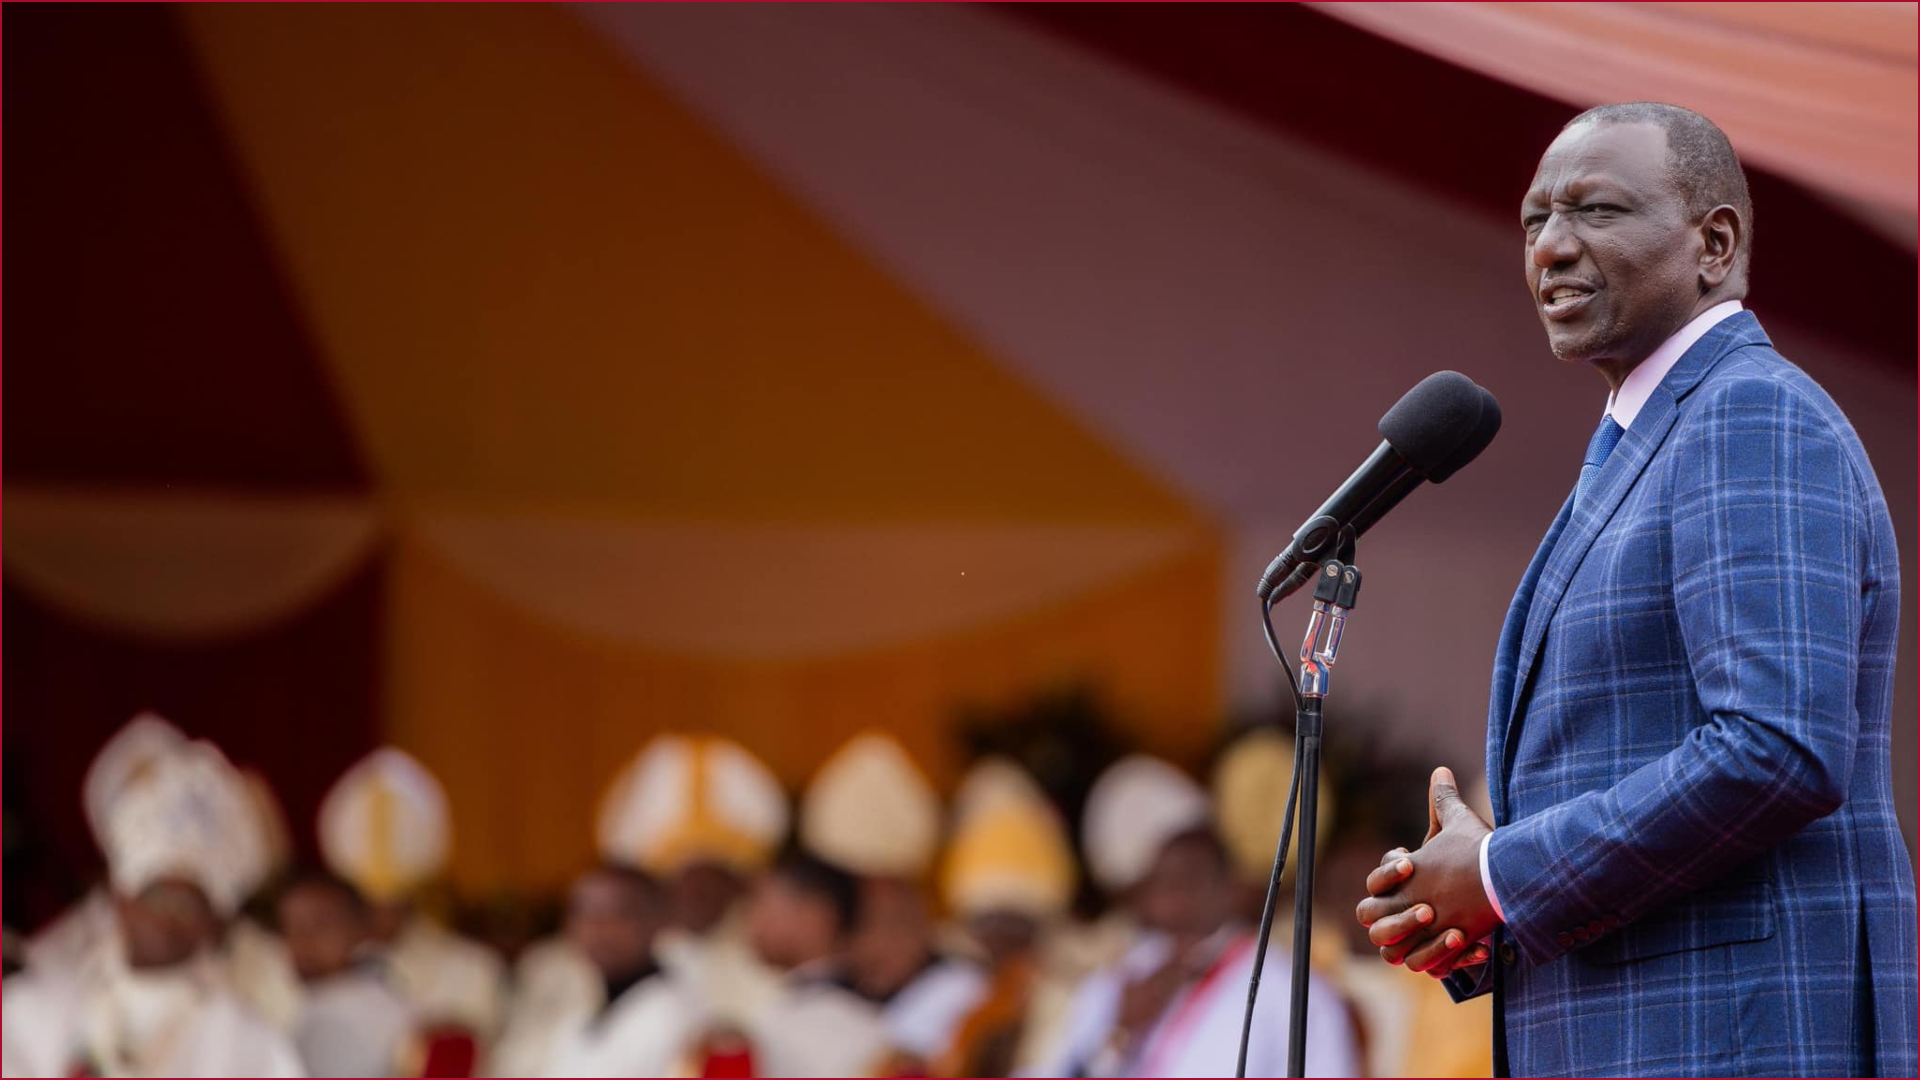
[1448,312,1916,1077]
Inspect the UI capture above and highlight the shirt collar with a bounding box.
[1606,300,1743,430]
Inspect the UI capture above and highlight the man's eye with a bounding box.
[1582,204,1624,214]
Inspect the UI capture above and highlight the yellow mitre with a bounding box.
[941,757,1075,920]
[1210,728,1334,885]
[597,733,790,874]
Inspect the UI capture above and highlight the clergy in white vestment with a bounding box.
[596,733,790,1028]
[542,864,705,1077]
[222,765,306,1033]
[493,732,790,1077]
[801,732,988,1073]
[738,849,892,1077]
[2,740,303,1077]
[1023,754,1361,1078]
[319,746,508,1071]
[23,713,186,982]
[487,934,602,1077]
[277,870,419,1077]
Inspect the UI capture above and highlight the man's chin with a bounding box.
[1546,326,1607,364]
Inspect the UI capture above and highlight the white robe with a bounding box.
[543,974,703,1077]
[1026,930,1360,1078]
[488,936,602,1078]
[879,957,989,1060]
[292,969,417,1077]
[2,955,303,1078]
[654,918,781,1029]
[746,977,890,1079]
[22,888,116,982]
[225,918,305,1034]
[383,917,507,1041]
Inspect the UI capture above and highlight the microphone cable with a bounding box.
[1236,593,1310,1078]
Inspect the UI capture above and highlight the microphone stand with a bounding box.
[1239,553,1362,1079]
[1283,557,1359,1078]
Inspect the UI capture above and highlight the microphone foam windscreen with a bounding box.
[1377,371,1502,482]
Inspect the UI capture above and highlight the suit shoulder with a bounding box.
[1692,346,1865,445]
[1687,344,1888,506]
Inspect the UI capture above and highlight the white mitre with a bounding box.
[1081,754,1210,894]
[318,747,452,902]
[103,739,267,918]
[800,731,941,878]
[83,711,187,848]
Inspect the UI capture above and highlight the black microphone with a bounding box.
[1254,371,1501,601]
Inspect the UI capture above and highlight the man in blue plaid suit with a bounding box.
[1356,103,1917,1076]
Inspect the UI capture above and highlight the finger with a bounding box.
[1440,942,1492,975]
[1365,855,1415,897]
[1404,927,1471,974]
[1430,766,1463,823]
[1425,772,1444,842]
[1377,920,1441,966]
[1366,904,1434,948]
[1377,847,1410,867]
[1355,891,1413,928]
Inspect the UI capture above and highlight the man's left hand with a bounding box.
[1355,766,1499,975]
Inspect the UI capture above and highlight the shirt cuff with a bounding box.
[1478,832,1506,923]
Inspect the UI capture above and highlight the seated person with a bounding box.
[845,878,987,1073]
[278,869,418,1077]
[735,850,890,1077]
[545,863,703,1077]
[1031,755,1359,1078]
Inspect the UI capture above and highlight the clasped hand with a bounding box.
[1354,766,1500,978]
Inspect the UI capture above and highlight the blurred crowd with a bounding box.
[2,710,1491,1078]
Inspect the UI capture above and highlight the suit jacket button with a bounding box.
[1557,931,1575,948]
[1498,942,1518,966]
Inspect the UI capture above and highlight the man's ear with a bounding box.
[1697,204,1743,292]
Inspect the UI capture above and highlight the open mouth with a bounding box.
[1541,283,1596,320]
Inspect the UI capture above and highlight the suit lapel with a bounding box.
[1499,311,1772,771]
[1487,492,1573,822]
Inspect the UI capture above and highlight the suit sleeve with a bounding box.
[1443,961,1493,1003]
[1484,374,1868,966]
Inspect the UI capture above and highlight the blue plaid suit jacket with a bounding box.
[1448,312,1916,1077]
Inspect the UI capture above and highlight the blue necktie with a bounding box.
[1576,415,1625,510]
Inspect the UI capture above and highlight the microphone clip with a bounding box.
[1297,559,1361,700]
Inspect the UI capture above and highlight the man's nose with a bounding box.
[1531,212,1580,268]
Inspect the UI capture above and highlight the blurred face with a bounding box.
[847,878,933,999]
[565,869,663,983]
[673,861,746,936]
[118,878,219,970]
[965,910,1039,969]
[277,882,368,982]
[366,900,410,945]
[1136,832,1232,944]
[1523,121,1703,369]
[745,873,840,971]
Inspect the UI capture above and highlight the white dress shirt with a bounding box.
[1478,300,1745,923]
